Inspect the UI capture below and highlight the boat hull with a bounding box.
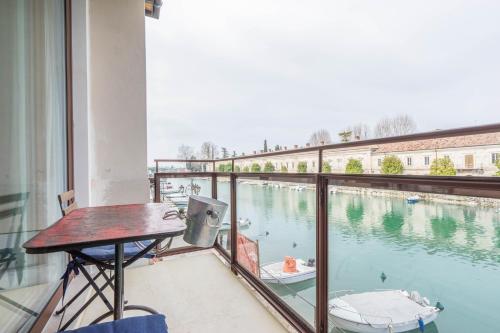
[329,312,438,333]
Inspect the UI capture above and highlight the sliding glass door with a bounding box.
[0,0,68,331]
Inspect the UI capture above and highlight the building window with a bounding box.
[424,156,430,166]
[492,153,500,164]
[465,154,474,169]
[407,157,412,166]
[377,159,381,166]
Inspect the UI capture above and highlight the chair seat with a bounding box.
[79,241,154,261]
[62,314,168,333]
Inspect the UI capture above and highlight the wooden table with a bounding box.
[23,203,186,324]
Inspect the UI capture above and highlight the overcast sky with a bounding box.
[146,0,500,163]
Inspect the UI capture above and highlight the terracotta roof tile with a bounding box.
[375,132,500,153]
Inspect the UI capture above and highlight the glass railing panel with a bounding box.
[216,177,231,254]
[236,176,317,326]
[327,180,500,332]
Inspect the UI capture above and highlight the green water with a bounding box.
[168,178,500,333]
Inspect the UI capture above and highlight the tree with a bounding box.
[264,161,275,172]
[374,115,417,138]
[280,165,288,172]
[177,145,194,159]
[234,165,241,172]
[217,164,225,172]
[430,156,457,176]
[309,129,332,146]
[264,139,268,152]
[345,159,364,174]
[243,166,250,172]
[338,129,352,143]
[381,155,404,175]
[221,147,229,159]
[352,123,370,140]
[297,161,308,173]
[200,142,218,159]
[251,163,261,172]
[322,161,332,173]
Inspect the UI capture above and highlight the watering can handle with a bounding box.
[205,210,220,228]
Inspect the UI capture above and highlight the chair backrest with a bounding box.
[58,190,78,216]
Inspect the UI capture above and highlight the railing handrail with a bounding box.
[154,122,500,163]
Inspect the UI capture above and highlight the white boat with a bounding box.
[219,218,251,231]
[260,259,316,284]
[291,185,306,191]
[329,290,441,333]
[406,195,421,204]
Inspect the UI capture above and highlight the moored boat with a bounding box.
[329,290,441,333]
[406,195,421,204]
[260,258,316,284]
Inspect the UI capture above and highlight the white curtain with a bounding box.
[0,1,67,331]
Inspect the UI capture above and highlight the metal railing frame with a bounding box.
[152,123,500,333]
[153,170,499,333]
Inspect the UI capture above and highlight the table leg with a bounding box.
[114,243,124,320]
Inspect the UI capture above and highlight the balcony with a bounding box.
[42,250,290,332]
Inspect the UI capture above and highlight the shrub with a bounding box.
[251,163,261,172]
[263,161,275,172]
[217,164,225,172]
[381,155,404,175]
[430,156,457,176]
[322,161,332,173]
[280,165,288,172]
[495,159,500,176]
[297,161,308,173]
[234,165,241,172]
[225,163,233,172]
[243,166,250,172]
[345,159,363,174]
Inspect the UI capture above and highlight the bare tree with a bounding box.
[309,129,332,146]
[351,123,370,140]
[177,145,194,159]
[199,142,219,159]
[374,115,417,138]
[392,115,417,136]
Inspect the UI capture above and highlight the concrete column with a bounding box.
[79,0,149,205]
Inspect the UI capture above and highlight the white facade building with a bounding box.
[232,132,500,176]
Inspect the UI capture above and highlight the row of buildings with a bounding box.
[229,132,500,176]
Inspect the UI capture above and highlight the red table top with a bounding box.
[23,203,186,254]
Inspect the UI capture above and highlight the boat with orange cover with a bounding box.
[260,256,316,284]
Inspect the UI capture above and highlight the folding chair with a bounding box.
[61,314,168,333]
[56,191,156,331]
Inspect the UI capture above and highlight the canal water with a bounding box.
[168,178,500,333]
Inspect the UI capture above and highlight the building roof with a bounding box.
[375,132,500,153]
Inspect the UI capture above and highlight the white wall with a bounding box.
[74,0,149,206]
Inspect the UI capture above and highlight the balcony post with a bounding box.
[318,149,323,173]
[211,173,217,199]
[154,173,160,203]
[230,173,237,273]
[315,175,328,333]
